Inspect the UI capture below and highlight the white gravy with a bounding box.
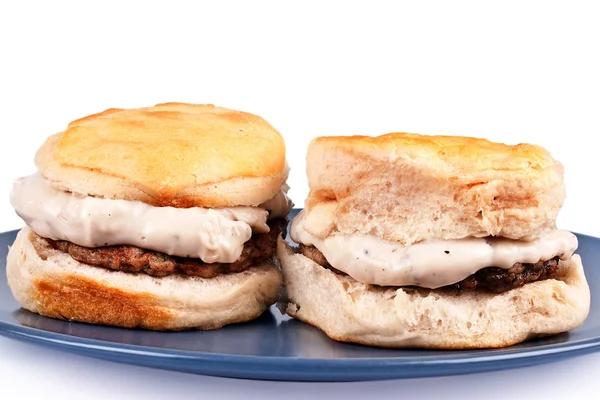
[11,174,292,263]
[291,211,578,288]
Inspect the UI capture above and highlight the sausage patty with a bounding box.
[299,244,561,293]
[31,218,287,279]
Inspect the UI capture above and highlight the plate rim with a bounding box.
[3,314,600,365]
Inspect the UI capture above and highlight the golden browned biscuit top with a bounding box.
[310,132,554,173]
[35,103,288,207]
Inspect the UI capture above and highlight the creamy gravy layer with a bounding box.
[11,174,292,263]
[291,211,578,289]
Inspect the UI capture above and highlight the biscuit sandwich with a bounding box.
[7,102,292,330]
[277,132,590,348]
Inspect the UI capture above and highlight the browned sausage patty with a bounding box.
[299,244,560,293]
[31,218,287,279]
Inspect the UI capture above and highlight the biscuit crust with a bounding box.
[35,103,288,208]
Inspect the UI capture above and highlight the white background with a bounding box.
[0,1,599,399]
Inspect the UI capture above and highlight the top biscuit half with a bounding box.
[34,103,288,208]
[303,132,565,245]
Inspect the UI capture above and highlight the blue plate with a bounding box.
[1,209,599,382]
